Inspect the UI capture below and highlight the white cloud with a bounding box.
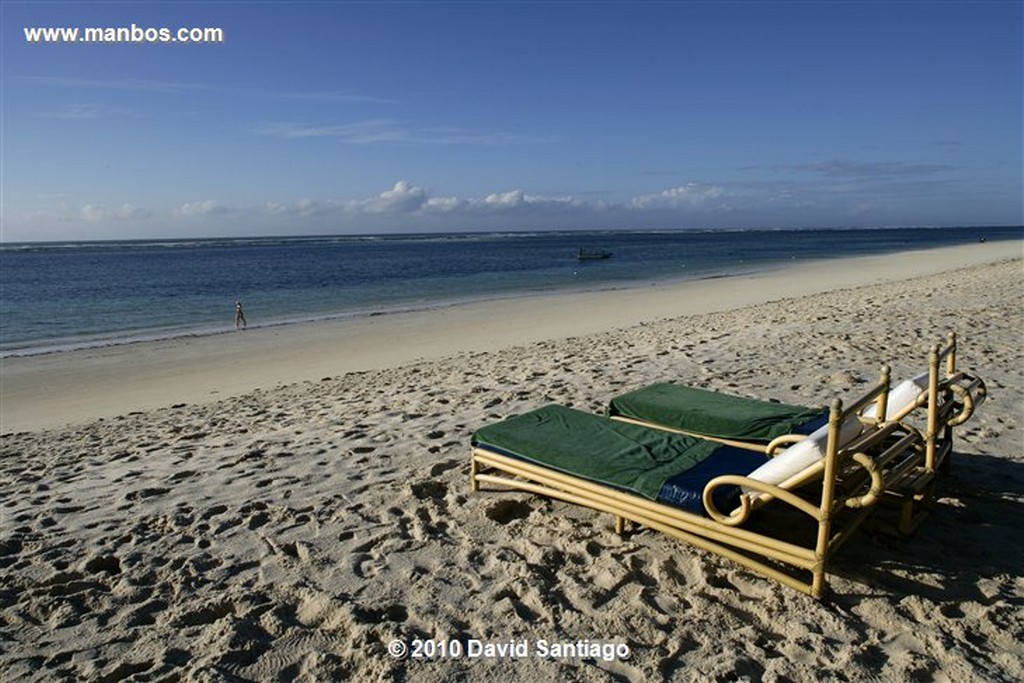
[14,164,977,242]
[251,181,586,223]
[255,120,548,146]
[359,181,429,214]
[630,183,726,209]
[80,203,151,222]
[479,190,584,212]
[42,103,136,120]
[176,200,230,217]
[253,183,431,219]
[258,198,338,219]
[423,196,468,212]
[294,198,325,217]
[256,119,409,144]
[483,190,528,207]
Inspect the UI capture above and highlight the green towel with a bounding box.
[472,404,722,500]
[608,383,825,443]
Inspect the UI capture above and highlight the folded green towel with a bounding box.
[608,383,825,443]
[473,404,722,500]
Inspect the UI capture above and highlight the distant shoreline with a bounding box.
[2,232,1020,359]
[0,262,780,359]
[3,224,1020,248]
[1,240,1018,433]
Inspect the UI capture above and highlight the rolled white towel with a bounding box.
[863,371,930,420]
[745,415,863,488]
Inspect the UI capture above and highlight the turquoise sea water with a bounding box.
[1,226,1019,357]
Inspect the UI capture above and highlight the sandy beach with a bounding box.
[1,241,1022,681]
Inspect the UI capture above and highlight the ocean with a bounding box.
[1,226,1019,357]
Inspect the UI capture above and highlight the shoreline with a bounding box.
[2,233,1019,359]
[1,240,1020,433]
[0,264,780,360]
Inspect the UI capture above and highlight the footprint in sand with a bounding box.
[125,487,170,501]
[485,499,532,524]
[350,603,408,624]
[351,552,386,578]
[429,460,461,477]
[248,511,271,530]
[202,504,229,520]
[83,554,121,576]
[410,480,447,500]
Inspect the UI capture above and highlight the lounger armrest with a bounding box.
[842,452,885,509]
[944,372,987,426]
[765,434,806,456]
[838,424,922,508]
[702,474,821,527]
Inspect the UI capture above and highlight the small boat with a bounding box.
[576,248,612,261]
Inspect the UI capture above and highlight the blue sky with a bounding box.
[2,1,1021,241]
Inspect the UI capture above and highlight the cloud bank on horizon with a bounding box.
[16,171,985,242]
[3,1,1021,241]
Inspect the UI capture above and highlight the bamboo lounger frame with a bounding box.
[610,333,983,457]
[609,332,987,537]
[897,331,986,473]
[875,332,986,535]
[471,374,925,599]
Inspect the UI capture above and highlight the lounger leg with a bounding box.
[811,399,844,601]
[470,456,479,492]
[946,331,957,377]
[615,516,625,535]
[940,420,954,475]
[926,346,940,472]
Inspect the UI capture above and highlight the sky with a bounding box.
[2,0,1021,241]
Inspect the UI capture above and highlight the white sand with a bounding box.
[1,241,1022,681]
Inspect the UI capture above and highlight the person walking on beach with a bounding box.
[235,301,247,330]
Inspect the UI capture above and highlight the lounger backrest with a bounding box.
[857,332,983,472]
[742,348,963,493]
[739,363,899,492]
[862,371,930,421]
[742,415,862,489]
[705,371,900,525]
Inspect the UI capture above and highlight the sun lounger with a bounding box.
[608,383,829,452]
[876,332,986,474]
[470,374,923,599]
[609,383,829,448]
[606,332,987,536]
[866,333,986,535]
[609,333,983,460]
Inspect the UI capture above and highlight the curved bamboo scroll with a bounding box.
[843,452,884,509]
[765,433,806,456]
[702,474,822,526]
[945,374,987,427]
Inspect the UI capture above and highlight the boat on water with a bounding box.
[576,248,612,260]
